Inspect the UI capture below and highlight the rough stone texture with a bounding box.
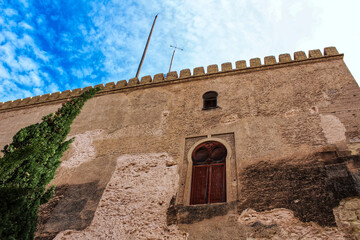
[294,51,307,60]
[334,197,360,239]
[179,208,348,240]
[54,153,187,240]
[140,75,152,84]
[153,73,165,82]
[250,58,261,67]
[61,130,103,168]
[236,151,359,226]
[235,60,246,69]
[207,64,219,74]
[193,67,205,75]
[320,114,347,144]
[237,208,348,239]
[36,182,104,240]
[104,82,115,90]
[180,69,191,78]
[309,49,323,58]
[166,71,178,80]
[279,53,292,63]
[264,56,276,65]
[0,53,360,239]
[115,80,127,88]
[128,77,139,86]
[221,62,232,71]
[325,47,340,56]
[176,202,237,224]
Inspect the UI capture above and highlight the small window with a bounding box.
[203,91,218,110]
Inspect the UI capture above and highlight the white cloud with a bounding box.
[18,0,29,8]
[2,0,360,103]
[0,5,51,102]
[3,31,17,42]
[19,21,33,30]
[18,56,38,71]
[0,43,18,70]
[33,88,43,96]
[0,63,10,79]
[46,82,59,93]
[71,66,94,79]
[29,71,42,86]
[4,8,18,16]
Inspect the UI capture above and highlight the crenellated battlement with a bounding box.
[0,47,342,112]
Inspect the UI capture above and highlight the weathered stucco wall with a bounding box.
[1,48,360,239]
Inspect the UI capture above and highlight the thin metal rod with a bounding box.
[168,45,183,73]
[168,49,176,72]
[136,14,158,78]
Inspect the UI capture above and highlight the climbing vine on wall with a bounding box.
[0,87,100,240]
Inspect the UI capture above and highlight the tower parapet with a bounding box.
[0,47,342,112]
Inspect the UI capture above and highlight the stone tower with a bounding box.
[1,46,360,239]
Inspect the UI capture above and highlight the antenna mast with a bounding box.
[168,45,183,72]
[136,14,158,78]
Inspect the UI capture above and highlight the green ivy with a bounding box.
[0,87,100,240]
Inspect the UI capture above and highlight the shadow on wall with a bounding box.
[36,181,104,240]
[173,151,360,227]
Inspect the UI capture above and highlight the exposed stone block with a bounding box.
[221,62,232,71]
[166,71,178,80]
[94,84,104,89]
[235,60,247,69]
[324,47,339,56]
[11,99,22,107]
[82,86,93,92]
[72,88,82,93]
[128,77,139,86]
[48,92,61,100]
[338,210,357,221]
[5,101,15,108]
[193,67,205,76]
[16,99,27,106]
[180,69,191,78]
[351,221,360,231]
[115,80,127,88]
[21,97,33,105]
[279,53,292,63]
[153,73,165,82]
[61,90,72,96]
[58,90,72,100]
[0,102,4,110]
[29,95,41,104]
[41,93,51,101]
[250,58,261,67]
[104,82,115,90]
[207,65,218,74]
[344,198,360,210]
[264,56,276,65]
[294,51,307,60]
[309,49,323,58]
[2,101,12,109]
[140,75,152,84]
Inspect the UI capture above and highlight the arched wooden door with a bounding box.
[190,141,227,205]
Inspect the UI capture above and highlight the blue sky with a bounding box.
[1,0,360,102]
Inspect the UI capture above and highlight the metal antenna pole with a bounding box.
[136,14,158,78]
[168,49,176,73]
[168,45,183,72]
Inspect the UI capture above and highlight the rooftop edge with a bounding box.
[0,47,342,111]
